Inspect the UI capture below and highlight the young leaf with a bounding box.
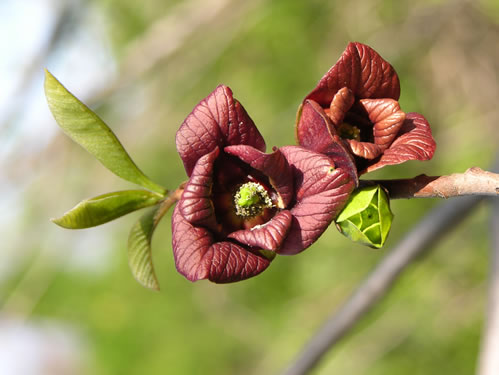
[128,206,163,290]
[44,70,166,195]
[52,190,163,229]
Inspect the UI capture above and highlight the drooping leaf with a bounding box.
[335,185,393,248]
[44,70,166,195]
[52,190,163,229]
[128,206,163,290]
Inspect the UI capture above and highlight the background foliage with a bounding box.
[1,0,498,374]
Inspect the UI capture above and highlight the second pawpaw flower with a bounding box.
[296,42,436,175]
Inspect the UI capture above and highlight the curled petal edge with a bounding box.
[172,206,272,283]
[364,112,436,174]
[305,42,401,107]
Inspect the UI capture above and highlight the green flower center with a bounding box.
[234,182,273,217]
[338,122,361,141]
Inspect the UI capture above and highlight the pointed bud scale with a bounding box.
[335,185,393,249]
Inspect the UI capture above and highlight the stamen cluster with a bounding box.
[234,182,274,218]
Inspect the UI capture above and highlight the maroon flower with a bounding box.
[296,42,436,174]
[173,85,354,283]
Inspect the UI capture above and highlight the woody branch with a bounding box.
[368,167,499,199]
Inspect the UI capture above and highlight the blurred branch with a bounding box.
[280,195,484,375]
[88,0,233,105]
[0,0,75,136]
[0,246,65,321]
[477,195,499,375]
[371,167,499,199]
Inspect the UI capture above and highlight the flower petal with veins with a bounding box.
[176,85,265,176]
[172,205,213,282]
[329,87,355,126]
[228,210,292,250]
[278,146,355,254]
[172,206,271,282]
[346,140,383,160]
[360,98,406,151]
[306,42,400,107]
[178,148,219,232]
[365,112,436,173]
[296,100,358,184]
[205,241,272,283]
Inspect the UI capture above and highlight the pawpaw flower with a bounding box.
[296,42,436,175]
[173,85,355,283]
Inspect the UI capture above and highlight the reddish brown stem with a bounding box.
[368,167,499,199]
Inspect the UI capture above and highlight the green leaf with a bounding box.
[335,185,394,248]
[44,70,166,195]
[52,190,163,229]
[128,206,163,291]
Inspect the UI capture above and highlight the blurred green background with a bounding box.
[1,0,498,374]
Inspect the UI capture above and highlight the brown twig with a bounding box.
[153,184,185,226]
[369,167,499,199]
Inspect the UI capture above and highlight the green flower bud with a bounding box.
[335,185,393,248]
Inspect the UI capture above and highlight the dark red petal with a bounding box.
[172,205,272,283]
[296,100,358,185]
[176,85,265,176]
[224,145,294,207]
[277,146,355,254]
[178,148,219,232]
[364,112,436,174]
[230,99,266,151]
[206,241,272,283]
[171,205,213,282]
[305,42,400,107]
[228,210,292,250]
[329,87,355,126]
[360,98,406,151]
[296,100,337,150]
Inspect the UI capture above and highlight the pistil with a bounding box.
[234,182,274,217]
